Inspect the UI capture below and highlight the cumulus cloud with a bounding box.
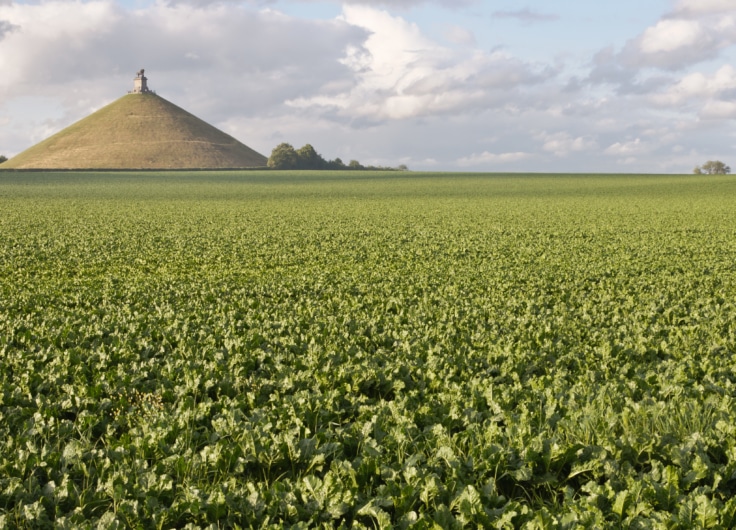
[604,138,648,156]
[0,1,365,115]
[588,2,736,90]
[286,5,554,121]
[0,1,123,91]
[645,63,736,122]
[639,19,704,54]
[635,16,734,69]
[538,131,598,157]
[651,64,736,106]
[701,100,736,119]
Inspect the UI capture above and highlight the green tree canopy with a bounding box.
[0,155,7,164]
[694,160,731,175]
[267,143,298,169]
[296,144,326,170]
[267,143,406,171]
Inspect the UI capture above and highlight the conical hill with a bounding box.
[2,93,267,169]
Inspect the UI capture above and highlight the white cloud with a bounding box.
[0,2,363,101]
[0,0,366,155]
[286,5,553,121]
[0,1,121,91]
[657,64,736,103]
[650,65,736,121]
[456,151,532,167]
[589,4,736,84]
[538,131,598,157]
[640,19,704,54]
[629,27,722,71]
[604,138,648,156]
[701,100,736,119]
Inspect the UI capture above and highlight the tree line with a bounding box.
[267,143,407,171]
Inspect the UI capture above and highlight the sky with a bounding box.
[1,0,735,172]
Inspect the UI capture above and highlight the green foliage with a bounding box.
[0,155,7,164]
[296,144,327,170]
[268,144,405,171]
[694,160,731,175]
[267,142,299,169]
[1,171,736,527]
[268,143,334,170]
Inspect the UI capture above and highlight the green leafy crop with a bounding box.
[1,171,735,528]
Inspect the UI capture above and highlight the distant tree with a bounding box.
[267,143,299,169]
[348,160,364,170]
[0,155,7,164]
[397,164,409,171]
[694,160,731,175]
[296,144,326,170]
[327,157,346,170]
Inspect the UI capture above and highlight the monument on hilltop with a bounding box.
[131,69,151,94]
[1,69,268,169]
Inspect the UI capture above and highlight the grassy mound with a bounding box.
[2,94,267,169]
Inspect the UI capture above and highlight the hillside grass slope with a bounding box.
[2,94,267,169]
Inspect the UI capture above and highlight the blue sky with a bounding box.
[1,0,735,172]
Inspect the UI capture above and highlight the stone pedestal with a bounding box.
[132,69,150,94]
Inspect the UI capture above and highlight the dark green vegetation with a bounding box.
[267,143,407,171]
[1,172,735,528]
[1,94,267,170]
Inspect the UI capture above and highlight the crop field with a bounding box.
[1,171,735,528]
